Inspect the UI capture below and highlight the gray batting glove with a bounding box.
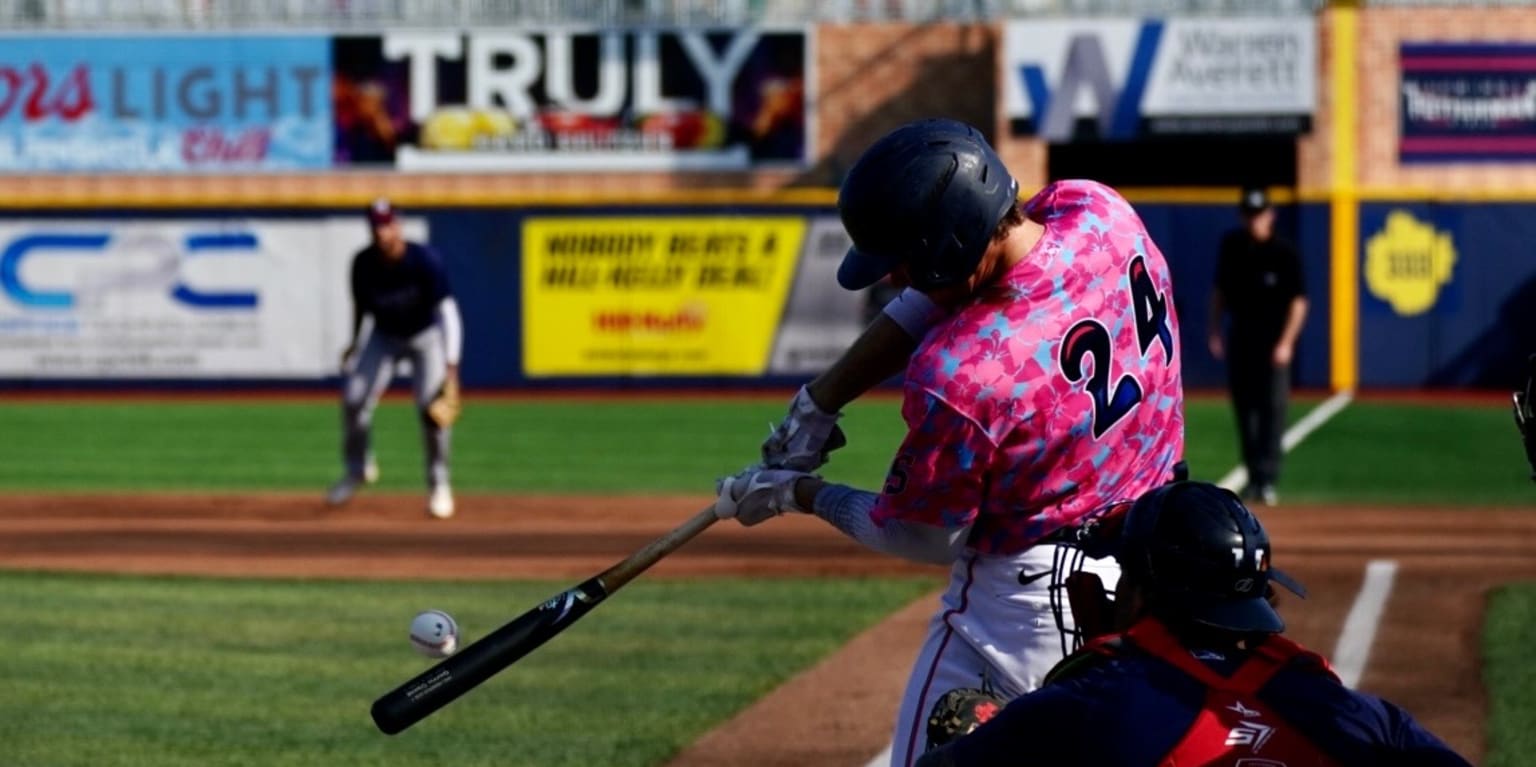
[760,385,847,472]
[714,468,811,526]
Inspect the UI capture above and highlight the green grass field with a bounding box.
[0,395,1527,502]
[1484,584,1536,767]
[0,392,1529,766]
[0,570,933,767]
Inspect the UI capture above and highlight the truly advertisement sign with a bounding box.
[0,35,331,171]
[332,28,809,171]
[1002,17,1316,141]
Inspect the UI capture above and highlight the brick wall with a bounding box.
[1296,8,1334,193]
[1356,7,1536,193]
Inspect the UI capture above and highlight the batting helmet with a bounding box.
[836,118,1019,292]
[1118,481,1306,634]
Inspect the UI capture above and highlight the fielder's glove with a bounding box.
[1515,354,1536,481]
[925,682,1008,751]
[713,467,811,526]
[760,385,848,472]
[427,377,462,428]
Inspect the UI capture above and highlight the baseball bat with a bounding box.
[370,505,718,735]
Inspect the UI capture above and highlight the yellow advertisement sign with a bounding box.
[1364,210,1457,317]
[522,216,806,376]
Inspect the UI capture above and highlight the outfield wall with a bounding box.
[0,200,1335,390]
[3,8,1536,390]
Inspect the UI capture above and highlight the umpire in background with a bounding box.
[1207,187,1308,506]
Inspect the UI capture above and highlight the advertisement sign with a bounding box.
[332,28,808,172]
[1399,43,1536,163]
[0,35,331,171]
[1362,209,1458,317]
[522,216,805,376]
[1355,202,1536,389]
[766,215,874,375]
[1002,17,1315,141]
[0,217,418,378]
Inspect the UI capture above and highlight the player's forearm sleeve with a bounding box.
[437,297,463,365]
[881,287,948,340]
[811,483,968,565]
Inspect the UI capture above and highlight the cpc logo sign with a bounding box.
[0,230,259,309]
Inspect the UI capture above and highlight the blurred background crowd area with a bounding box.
[10,0,1343,28]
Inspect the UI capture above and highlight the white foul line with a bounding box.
[863,389,1357,767]
[1332,559,1399,689]
[1216,388,1355,492]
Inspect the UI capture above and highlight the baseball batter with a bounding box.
[716,119,1185,766]
[327,198,462,519]
[918,481,1472,767]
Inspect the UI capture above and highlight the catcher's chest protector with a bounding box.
[1125,621,1343,767]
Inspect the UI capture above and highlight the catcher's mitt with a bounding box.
[925,680,1008,751]
[1515,354,1536,481]
[427,378,461,427]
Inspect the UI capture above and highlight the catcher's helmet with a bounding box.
[836,118,1019,292]
[1118,481,1306,634]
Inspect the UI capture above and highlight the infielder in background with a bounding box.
[716,118,1187,765]
[328,198,463,519]
[918,481,1472,766]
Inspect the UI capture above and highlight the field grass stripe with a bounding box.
[1216,389,1355,492]
[1332,559,1399,689]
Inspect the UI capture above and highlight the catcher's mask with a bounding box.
[1119,481,1306,635]
[1045,477,1308,655]
[1043,499,1130,656]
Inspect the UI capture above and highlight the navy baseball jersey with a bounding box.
[929,618,1470,767]
[350,242,452,338]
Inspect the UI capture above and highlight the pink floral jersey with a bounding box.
[871,180,1186,555]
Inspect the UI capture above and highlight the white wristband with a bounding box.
[881,287,948,340]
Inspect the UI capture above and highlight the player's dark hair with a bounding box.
[990,202,1027,244]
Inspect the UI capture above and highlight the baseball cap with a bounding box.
[1239,186,1271,214]
[366,197,398,226]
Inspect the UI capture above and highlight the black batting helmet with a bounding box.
[836,118,1019,292]
[1118,481,1306,634]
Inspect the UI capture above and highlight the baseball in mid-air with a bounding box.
[409,609,459,659]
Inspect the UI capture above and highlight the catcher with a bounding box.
[328,198,463,519]
[1514,354,1536,480]
[919,481,1471,766]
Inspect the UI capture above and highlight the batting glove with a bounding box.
[760,385,847,472]
[714,468,811,526]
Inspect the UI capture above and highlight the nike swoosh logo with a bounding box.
[1017,569,1051,586]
